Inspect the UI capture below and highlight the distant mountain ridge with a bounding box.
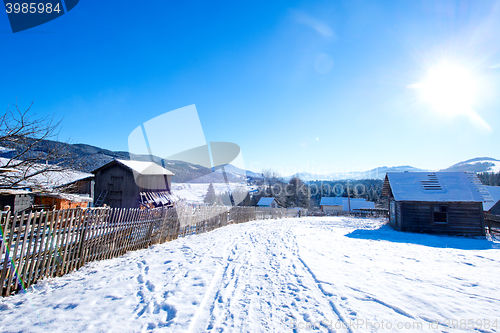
[288,165,427,181]
[0,140,244,184]
[439,157,500,173]
[0,139,497,182]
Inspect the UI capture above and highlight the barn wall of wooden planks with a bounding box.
[0,206,301,297]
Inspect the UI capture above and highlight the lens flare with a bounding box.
[421,63,476,115]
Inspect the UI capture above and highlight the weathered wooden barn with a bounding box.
[382,172,490,236]
[92,159,175,209]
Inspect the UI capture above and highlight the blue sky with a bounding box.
[1,0,500,175]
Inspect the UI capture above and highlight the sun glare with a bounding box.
[420,63,476,115]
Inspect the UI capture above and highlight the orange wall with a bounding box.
[34,196,89,210]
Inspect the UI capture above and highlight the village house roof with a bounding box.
[383,172,493,203]
[92,159,174,176]
[320,197,367,206]
[257,197,276,206]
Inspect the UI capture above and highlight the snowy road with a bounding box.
[1,217,500,332]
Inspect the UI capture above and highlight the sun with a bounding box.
[419,63,477,115]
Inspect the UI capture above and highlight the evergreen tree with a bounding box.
[204,182,217,205]
[285,176,310,208]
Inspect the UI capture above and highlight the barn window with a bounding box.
[433,205,448,224]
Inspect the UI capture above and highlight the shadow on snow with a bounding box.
[345,224,500,250]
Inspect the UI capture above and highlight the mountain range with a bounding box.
[286,157,500,181]
[0,139,498,183]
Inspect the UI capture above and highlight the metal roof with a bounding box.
[384,172,492,202]
[257,197,276,206]
[320,197,366,206]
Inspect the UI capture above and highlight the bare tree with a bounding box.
[0,101,87,189]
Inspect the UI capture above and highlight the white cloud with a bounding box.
[291,10,335,38]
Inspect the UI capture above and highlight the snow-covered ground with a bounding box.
[1,217,500,332]
[171,183,253,204]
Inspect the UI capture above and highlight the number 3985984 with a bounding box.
[5,2,62,14]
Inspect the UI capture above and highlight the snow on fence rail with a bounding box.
[0,206,300,297]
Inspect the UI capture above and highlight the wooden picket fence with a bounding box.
[0,206,300,297]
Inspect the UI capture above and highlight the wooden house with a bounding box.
[484,185,500,216]
[382,172,490,236]
[257,197,278,208]
[320,197,375,213]
[92,159,175,209]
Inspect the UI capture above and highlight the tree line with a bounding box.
[203,169,386,209]
[478,172,500,186]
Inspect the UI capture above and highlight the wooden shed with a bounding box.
[0,189,33,213]
[382,172,490,236]
[483,185,500,216]
[92,159,175,209]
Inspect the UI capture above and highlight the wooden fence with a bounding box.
[485,213,500,235]
[0,206,299,297]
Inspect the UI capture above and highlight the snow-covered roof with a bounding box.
[94,159,174,176]
[0,189,32,195]
[257,197,276,206]
[384,172,491,202]
[320,197,366,206]
[37,192,93,202]
[484,186,500,211]
[0,157,93,189]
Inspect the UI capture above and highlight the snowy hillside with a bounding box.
[441,157,500,173]
[1,217,499,332]
[171,183,254,204]
[290,165,427,181]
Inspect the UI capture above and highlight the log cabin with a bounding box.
[382,172,491,236]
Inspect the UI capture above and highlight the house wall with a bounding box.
[396,201,485,236]
[322,205,343,214]
[0,194,33,213]
[34,196,89,210]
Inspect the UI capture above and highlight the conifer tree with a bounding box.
[204,182,217,205]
